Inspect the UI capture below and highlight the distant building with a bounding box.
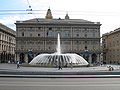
[0,23,16,63]
[15,8,101,64]
[102,28,120,64]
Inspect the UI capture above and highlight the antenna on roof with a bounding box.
[26,0,32,14]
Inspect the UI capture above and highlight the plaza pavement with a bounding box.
[0,63,120,78]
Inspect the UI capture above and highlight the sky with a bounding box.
[1,0,120,36]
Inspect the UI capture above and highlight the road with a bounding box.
[0,77,120,90]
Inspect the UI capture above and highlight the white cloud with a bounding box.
[0,14,37,30]
[0,16,20,30]
[1,0,120,34]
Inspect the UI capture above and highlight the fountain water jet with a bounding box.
[56,33,61,54]
[29,33,89,67]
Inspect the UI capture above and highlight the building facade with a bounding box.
[15,9,101,64]
[102,28,120,64]
[0,23,16,63]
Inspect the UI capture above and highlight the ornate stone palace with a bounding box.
[102,28,120,64]
[0,23,16,63]
[15,8,101,64]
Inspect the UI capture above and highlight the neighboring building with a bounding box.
[102,28,120,64]
[15,8,101,64]
[0,23,16,63]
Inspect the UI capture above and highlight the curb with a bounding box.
[1,74,120,78]
[0,70,120,75]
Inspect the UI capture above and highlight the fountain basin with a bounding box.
[29,53,89,67]
[29,33,89,67]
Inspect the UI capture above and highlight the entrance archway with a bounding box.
[0,53,4,63]
[1,51,7,63]
[92,53,97,63]
[19,53,25,63]
[8,53,11,61]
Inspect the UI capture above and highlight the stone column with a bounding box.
[44,41,46,51]
[14,53,17,62]
[71,40,72,51]
[97,54,100,63]
[16,53,19,62]
[24,53,28,63]
[89,54,92,64]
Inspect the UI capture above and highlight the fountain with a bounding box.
[29,33,89,67]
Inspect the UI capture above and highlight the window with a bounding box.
[64,31,70,37]
[76,32,79,37]
[22,32,24,36]
[38,27,41,30]
[85,33,87,37]
[38,34,40,36]
[93,32,95,37]
[76,40,79,44]
[49,27,52,30]
[30,27,33,29]
[30,33,32,37]
[47,31,52,36]
[85,41,87,44]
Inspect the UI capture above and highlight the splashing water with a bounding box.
[29,33,89,66]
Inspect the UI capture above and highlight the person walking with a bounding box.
[58,62,62,70]
[58,65,62,70]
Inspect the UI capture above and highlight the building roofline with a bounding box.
[0,23,16,36]
[102,27,120,36]
[15,18,101,26]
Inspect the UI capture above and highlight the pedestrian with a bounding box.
[8,60,11,64]
[58,65,62,70]
[17,61,20,68]
[58,63,62,70]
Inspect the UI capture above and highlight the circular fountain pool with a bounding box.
[29,33,89,67]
